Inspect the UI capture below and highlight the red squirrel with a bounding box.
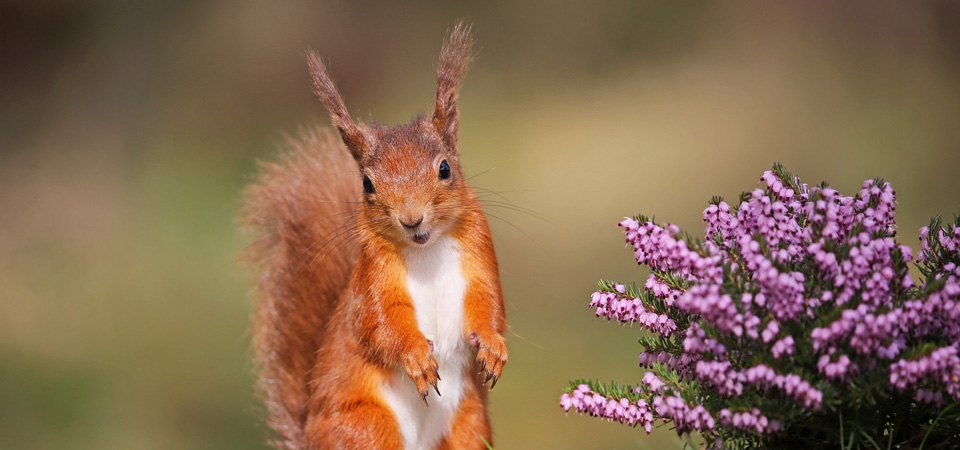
[242,23,507,450]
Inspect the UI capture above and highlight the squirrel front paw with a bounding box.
[403,342,441,405]
[470,332,507,389]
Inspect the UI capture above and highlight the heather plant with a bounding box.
[561,164,960,449]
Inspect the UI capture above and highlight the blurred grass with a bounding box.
[1,1,959,449]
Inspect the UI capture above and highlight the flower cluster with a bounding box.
[561,164,960,448]
[560,384,655,432]
[718,407,780,435]
[889,344,960,403]
[589,284,677,336]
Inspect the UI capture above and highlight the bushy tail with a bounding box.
[242,127,360,450]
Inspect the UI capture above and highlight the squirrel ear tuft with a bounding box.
[307,51,370,162]
[433,21,474,152]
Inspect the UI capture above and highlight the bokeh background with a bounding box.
[2,1,959,449]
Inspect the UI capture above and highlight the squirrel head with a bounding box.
[306,23,475,248]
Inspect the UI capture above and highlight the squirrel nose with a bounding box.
[399,215,423,229]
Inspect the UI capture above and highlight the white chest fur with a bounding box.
[380,236,469,450]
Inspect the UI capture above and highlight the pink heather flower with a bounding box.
[568,165,960,445]
[644,274,681,305]
[677,285,747,336]
[560,384,656,432]
[744,364,777,384]
[889,345,960,401]
[642,371,664,392]
[818,353,856,381]
[916,389,944,406]
[771,336,795,359]
[695,362,823,411]
[761,320,780,343]
[620,218,723,283]
[696,360,743,396]
[684,323,727,356]
[590,288,678,336]
[639,350,694,375]
[645,274,669,297]
[774,374,823,409]
[652,393,717,434]
[719,407,782,434]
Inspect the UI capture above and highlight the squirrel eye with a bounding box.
[362,175,375,194]
[438,160,451,180]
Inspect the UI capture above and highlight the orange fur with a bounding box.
[242,22,506,450]
[437,377,493,450]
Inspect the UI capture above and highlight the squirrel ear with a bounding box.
[432,22,474,152]
[306,51,371,162]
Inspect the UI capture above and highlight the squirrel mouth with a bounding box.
[412,231,431,245]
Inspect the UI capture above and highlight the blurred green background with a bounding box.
[2,1,959,449]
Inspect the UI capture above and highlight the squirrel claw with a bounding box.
[474,332,507,388]
[403,341,440,406]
